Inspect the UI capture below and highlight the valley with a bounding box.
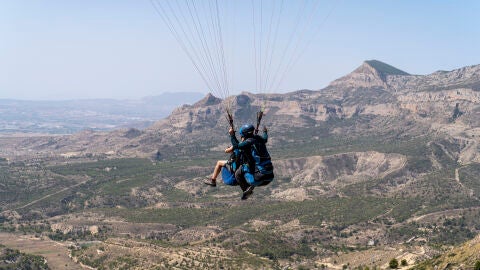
[1,61,480,269]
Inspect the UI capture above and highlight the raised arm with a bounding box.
[229,128,239,147]
[229,128,253,150]
[262,129,268,143]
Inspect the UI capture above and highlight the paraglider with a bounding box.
[204,124,273,200]
[230,124,273,200]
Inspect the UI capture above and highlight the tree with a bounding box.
[451,103,463,121]
[474,260,480,270]
[155,151,162,161]
[389,258,399,269]
[401,259,408,266]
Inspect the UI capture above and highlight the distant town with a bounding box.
[0,92,203,134]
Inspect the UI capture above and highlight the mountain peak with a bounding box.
[193,93,222,107]
[329,60,409,89]
[363,60,409,76]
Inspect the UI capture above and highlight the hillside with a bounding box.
[412,234,480,270]
[1,60,480,269]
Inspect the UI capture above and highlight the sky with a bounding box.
[1,0,479,100]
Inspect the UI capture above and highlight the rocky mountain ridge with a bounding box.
[4,60,480,165]
[146,60,480,165]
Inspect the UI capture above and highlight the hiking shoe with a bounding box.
[241,186,254,200]
[204,178,216,187]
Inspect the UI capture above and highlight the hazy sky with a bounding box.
[1,0,479,100]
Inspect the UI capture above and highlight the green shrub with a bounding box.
[474,260,480,270]
[389,258,398,269]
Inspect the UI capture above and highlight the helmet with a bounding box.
[239,124,255,137]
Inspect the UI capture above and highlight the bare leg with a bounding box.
[212,160,226,180]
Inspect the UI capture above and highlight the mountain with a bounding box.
[7,60,480,163]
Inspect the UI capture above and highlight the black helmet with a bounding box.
[239,124,255,137]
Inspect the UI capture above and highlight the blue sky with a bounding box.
[1,0,479,100]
